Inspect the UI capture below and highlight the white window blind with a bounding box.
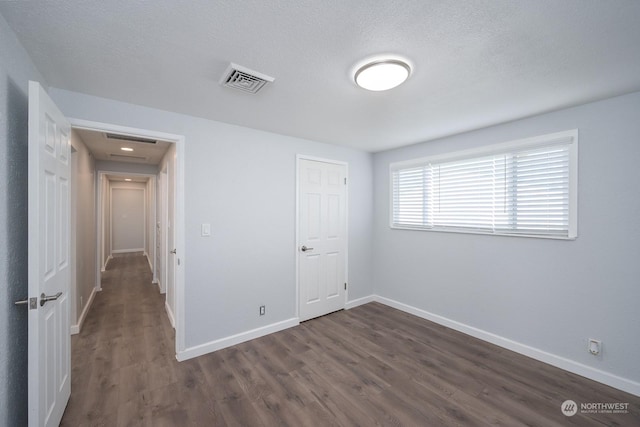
[391,130,577,239]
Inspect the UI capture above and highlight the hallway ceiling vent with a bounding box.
[220,63,275,94]
[109,153,147,162]
[105,133,157,144]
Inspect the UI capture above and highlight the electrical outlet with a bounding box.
[588,338,601,356]
[259,305,265,316]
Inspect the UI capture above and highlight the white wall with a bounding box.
[50,88,374,351]
[372,91,640,391]
[70,130,96,329]
[0,12,46,425]
[111,184,146,252]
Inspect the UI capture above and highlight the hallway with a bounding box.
[60,254,191,426]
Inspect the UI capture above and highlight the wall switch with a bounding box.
[201,223,211,237]
[259,305,265,316]
[588,338,601,356]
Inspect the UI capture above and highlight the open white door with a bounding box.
[28,81,71,427]
[298,158,347,321]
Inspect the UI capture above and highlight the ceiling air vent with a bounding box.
[105,133,157,144]
[220,63,274,94]
[109,153,147,162]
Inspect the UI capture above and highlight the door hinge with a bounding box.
[344,282,347,290]
[344,177,347,185]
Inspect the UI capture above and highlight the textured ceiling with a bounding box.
[2,0,640,152]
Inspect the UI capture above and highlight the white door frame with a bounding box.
[157,165,168,294]
[295,154,349,320]
[68,118,186,357]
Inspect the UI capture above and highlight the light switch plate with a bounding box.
[201,223,211,237]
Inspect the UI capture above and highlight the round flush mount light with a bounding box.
[354,59,411,91]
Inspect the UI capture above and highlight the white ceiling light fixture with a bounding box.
[124,178,132,182]
[354,58,411,91]
[121,147,134,152]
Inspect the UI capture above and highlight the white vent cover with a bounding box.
[109,153,147,162]
[220,63,274,94]
[105,133,157,144]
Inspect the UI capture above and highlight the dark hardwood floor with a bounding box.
[61,254,640,426]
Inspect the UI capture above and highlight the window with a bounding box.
[390,130,578,239]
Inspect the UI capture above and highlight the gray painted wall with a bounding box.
[70,130,97,327]
[111,186,146,252]
[49,88,375,350]
[0,12,46,426]
[372,91,640,384]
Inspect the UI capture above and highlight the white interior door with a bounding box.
[28,81,71,427]
[298,158,347,321]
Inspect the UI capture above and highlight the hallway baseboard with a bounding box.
[144,251,153,272]
[165,301,176,329]
[70,287,98,335]
[101,255,113,272]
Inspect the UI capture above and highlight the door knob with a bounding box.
[40,292,62,307]
[170,249,177,254]
[300,245,314,252]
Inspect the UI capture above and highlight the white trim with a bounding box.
[101,255,113,273]
[295,155,349,320]
[345,295,375,309]
[176,318,299,362]
[68,118,186,358]
[165,301,175,329]
[144,252,153,272]
[70,287,98,335]
[367,295,640,397]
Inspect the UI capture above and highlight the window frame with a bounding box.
[389,129,578,240]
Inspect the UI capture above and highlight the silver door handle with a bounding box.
[170,249,177,254]
[300,245,314,252]
[40,292,62,307]
[15,297,37,309]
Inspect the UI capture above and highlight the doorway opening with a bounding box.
[68,119,185,355]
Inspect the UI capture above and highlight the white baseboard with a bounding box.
[101,255,113,272]
[372,295,640,397]
[176,318,299,362]
[70,287,97,335]
[112,248,145,254]
[345,295,375,309]
[165,301,176,329]
[144,252,153,272]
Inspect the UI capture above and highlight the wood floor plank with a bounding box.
[61,254,640,426]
